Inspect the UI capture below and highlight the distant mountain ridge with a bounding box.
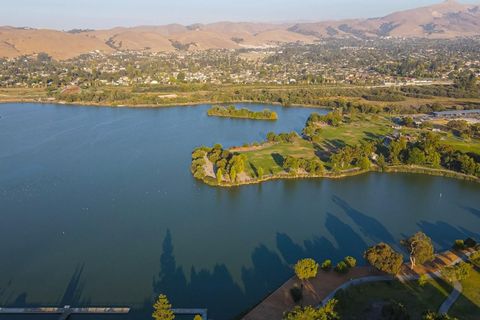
[0,0,479,60]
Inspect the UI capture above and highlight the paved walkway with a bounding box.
[438,280,462,314]
[242,249,476,320]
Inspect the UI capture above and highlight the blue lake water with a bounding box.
[0,103,479,319]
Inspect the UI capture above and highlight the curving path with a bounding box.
[320,250,475,314]
[438,280,462,314]
[243,249,476,320]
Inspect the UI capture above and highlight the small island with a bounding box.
[207,105,278,120]
[191,109,480,187]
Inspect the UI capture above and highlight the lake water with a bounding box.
[0,103,479,319]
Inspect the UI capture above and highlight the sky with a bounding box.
[2,0,479,30]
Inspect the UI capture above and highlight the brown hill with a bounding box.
[0,27,113,59]
[1,0,479,60]
[290,0,480,38]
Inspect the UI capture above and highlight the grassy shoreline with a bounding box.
[193,165,480,188]
[0,98,333,110]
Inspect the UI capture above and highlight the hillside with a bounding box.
[0,0,479,60]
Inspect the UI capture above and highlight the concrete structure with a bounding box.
[0,306,130,319]
[432,109,480,118]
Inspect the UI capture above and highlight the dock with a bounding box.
[173,308,208,319]
[0,306,130,319]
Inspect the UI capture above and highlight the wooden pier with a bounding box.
[173,308,208,319]
[0,306,130,319]
[0,306,208,319]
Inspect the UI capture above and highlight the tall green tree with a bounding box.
[294,258,319,282]
[364,243,404,275]
[283,299,338,320]
[216,168,223,184]
[152,294,175,320]
[402,232,435,270]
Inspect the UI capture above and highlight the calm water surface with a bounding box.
[0,103,479,319]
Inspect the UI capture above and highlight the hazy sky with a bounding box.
[2,0,479,30]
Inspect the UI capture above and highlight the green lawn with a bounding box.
[238,140,316,175]
[441,134,480,155]
[449,267,480,320]
[314,115,393,151]
[335,278,452,319]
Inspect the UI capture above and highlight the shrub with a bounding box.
[321,259,332,271]
[418,274,429,287]
[381,300,409,319]
[469,251,480,267]
[344,256,357,268]
[289,286,303,303]
[441,262,473,282]
[335,261,349,274]
[464,237,477,248]
[453,239,466,250]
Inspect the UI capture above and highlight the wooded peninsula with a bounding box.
[191,108,480,187]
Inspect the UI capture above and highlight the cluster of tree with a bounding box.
[452,237,477,251]
[207,105,278,120]
[59,89,132,103]
[283,299,338,320]
[454,71,478,92]
[364,232,435,274]
[191,147,209,180]
[283,156,325,175]
[446,120,480,139]
[314,110,343,126]
[207,144,247,183]
[266,131,299,143]
[330,142,375,172]
[441,148,480,177]
[303,110,343,142]
[441,262,473,283]
[362,89,406,102]
[384,132,480,177]
[191,144,247,183]
[400,81,479,99]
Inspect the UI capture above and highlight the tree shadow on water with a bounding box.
[275,232,339,265]
[332,195,395,244]
[241,245,291,306]
[459,205,480,220]
[150,229,291,320]
[58,263,88,307]
[418,220,480,249]
[325,213,368,261]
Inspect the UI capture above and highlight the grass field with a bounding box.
[314,115,393,150]
[236,115,393,177]
[239,139,317,175]
[449,267,480,320]
[441,133,480,155]
[335,278,452,319]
